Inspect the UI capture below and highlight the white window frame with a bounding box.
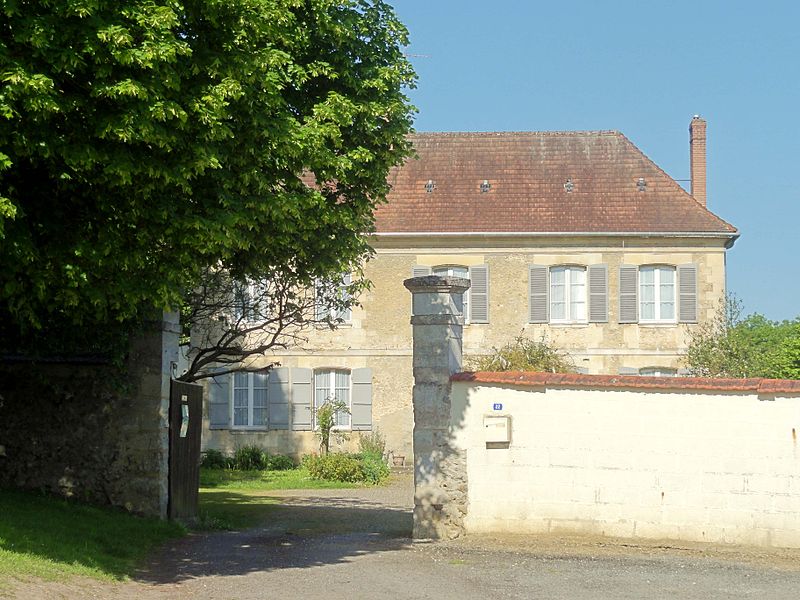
[313,369,352,430]
[315,273,352,323]
[230,372,269,430]
[549,265,587,324]
[433,265,470,323]
[639,265,677,323]
[639,367,678,377]
[233,280,269,324]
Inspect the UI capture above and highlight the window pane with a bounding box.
[661,301,675,320]
[334,371,350,427]
[233,388,248,426]
[569,268,586,321]
[641,301,655,320]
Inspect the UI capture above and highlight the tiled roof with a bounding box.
[375,131,737,235]
[451,371,800,395]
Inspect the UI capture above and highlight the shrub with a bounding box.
[232,445,268,470]
[266,454,296,471]
[304,452,390,484]
[358,430,386,457]
[201,449,230,469]
[315,399,350,454]
[359,452,390,484]
[305,453,363,482]
[469,334,575,373]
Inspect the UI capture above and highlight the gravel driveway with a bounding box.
[9,472,800,599]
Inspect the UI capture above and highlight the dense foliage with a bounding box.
[200,446,295,470]
[303,451,389,484]
[0,1,415,350]
[684,296,800,379]
[469,335,576,373]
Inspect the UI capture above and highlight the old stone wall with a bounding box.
[0,314,176,517]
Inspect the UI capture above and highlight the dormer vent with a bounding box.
[637,177,647,192]
[564,178,574,193]
[480,180,491,193]
[425,179,436,193]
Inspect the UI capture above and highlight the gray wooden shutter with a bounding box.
[208,371,230,430]
[588,264,608,323]
[677,263,698,323]
[618,265,639,323]
[412,265,432,277]
[350,368,373,431]
[469,264,489,323]
[618,367,639,375]
[528,265,549,323]
[268,367,289,430]
[291,367,313,431]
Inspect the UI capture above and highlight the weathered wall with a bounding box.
[450,379,800,548]
[0,314,177,517]
[203,235,728,465]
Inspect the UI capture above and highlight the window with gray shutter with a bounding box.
[291,368,313,431]
[677,263,698,323]
[469,264,489,323]
[528,265,548,323]
[350,368,373,431]
[268,367,289,430]
[618,265,639,323]
[208,371,230,429]
[618,367,639,375]
[411,265,432,277]
[588,264,608,323]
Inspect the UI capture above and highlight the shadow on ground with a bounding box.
[135,489,413,584]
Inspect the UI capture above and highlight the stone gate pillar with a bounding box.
[403,275,470,539]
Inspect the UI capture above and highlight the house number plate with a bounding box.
[492,403,503,411]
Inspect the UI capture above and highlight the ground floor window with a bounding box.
[314,369,351,428]
[232,372,268,428]
[639,367,678,377]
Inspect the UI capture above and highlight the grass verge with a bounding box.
[199,467,360,491]
[0,488,184,582]
[197,467,359,530]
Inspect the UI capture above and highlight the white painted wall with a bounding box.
[451,382,800,548]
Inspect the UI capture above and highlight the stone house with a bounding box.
[202,117,738,461]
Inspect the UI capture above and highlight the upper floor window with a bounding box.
[639,266,675,322]
[232,372,268,428]
[433,265,470,322]
[529,264,607,324]
[619,263,697,325]
[314,369,351,429]
[233,280,268,323]
[550,266,586,323]
[316,273,352,323]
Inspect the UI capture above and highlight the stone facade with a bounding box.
[0,313,177,517]
[203,234,728,462]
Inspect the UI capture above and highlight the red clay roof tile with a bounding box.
[451,371,800,395]
[375,131,737,235]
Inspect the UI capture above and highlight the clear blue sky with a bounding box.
[394,0,800,321]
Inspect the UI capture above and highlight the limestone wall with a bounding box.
[0,314,176,517]
[201,235,728,467]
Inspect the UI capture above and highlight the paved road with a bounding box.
[10,473,800,599]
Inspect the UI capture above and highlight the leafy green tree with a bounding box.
[469,335,576,373]
[684,296,800,379]
[0,1,415,348]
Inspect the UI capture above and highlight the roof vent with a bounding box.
[564,178,574,193]
[425,179,436,193]
[637,177,647,192]
[480,179,491,193]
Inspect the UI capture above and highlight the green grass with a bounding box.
[197,467,359,530]
[199,467,360,491]
[0,488,184,582]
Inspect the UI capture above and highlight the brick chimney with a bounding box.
[689,116,707,207]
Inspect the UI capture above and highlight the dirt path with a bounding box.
[8,473,800,599]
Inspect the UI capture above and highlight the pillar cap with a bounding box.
[403,275,471,294]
